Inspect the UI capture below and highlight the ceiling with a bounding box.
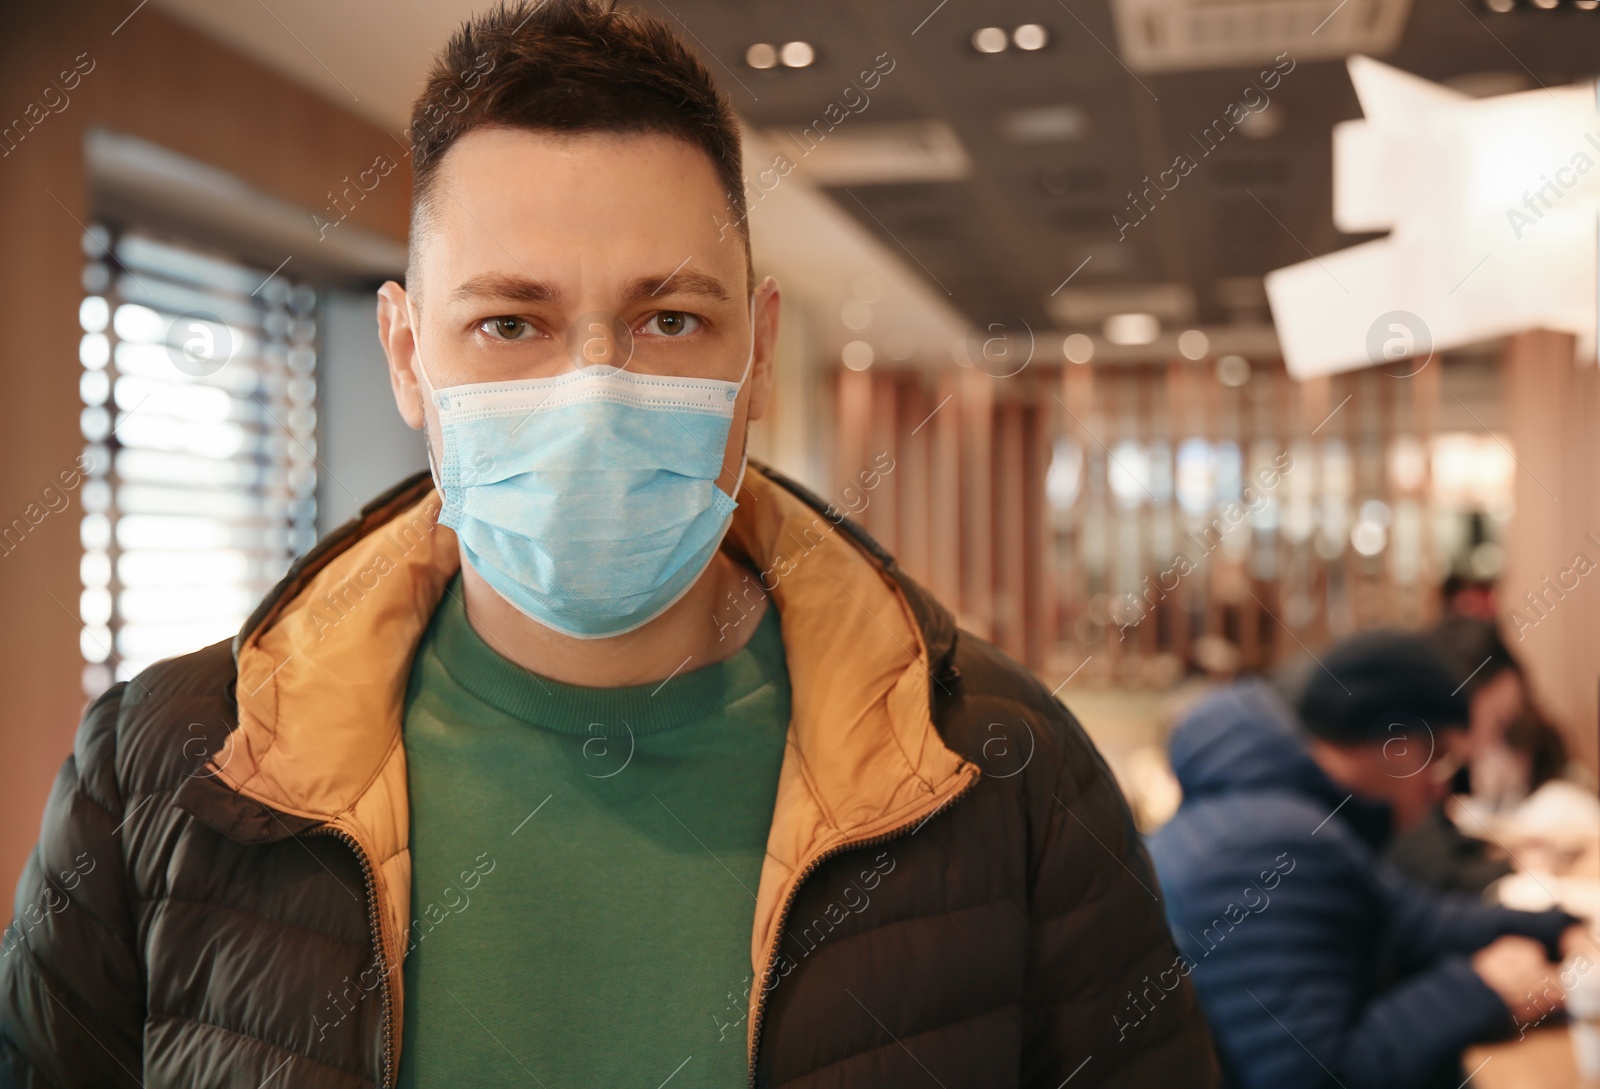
[664,0,1600,338]
[151,0,1600,360]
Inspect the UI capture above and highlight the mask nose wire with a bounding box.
[410,296,757,496]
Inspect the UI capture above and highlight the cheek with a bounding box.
[1490,683,1524,728]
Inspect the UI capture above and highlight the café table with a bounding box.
[1464,1025,1592,1089]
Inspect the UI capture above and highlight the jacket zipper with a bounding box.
[310,825,396,1089]
[745,770,980,1087]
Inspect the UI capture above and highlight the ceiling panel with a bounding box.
[645,0,1600,347]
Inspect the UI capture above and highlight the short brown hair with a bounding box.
[407,0,747,289]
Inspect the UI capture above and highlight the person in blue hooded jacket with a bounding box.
[1148,631,1591,1089]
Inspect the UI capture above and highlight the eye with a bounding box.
[479,316,535,340]
[641,311,700,338]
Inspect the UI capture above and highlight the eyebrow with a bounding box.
[450,274,560,305]
[448,269,734,307]
[622,269,732,304]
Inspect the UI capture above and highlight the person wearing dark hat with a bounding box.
[1149,631,1587,1089]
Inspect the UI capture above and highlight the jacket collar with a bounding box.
[178,463,979,1038]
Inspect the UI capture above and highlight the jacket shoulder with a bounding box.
[108,638,239,797]
[939,629,1106,804]
[1150,790,1374,925]
[1156,790,1340,851]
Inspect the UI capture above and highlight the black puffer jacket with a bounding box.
[1,466,1218,1088]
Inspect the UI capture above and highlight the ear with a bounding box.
[376,280,425,431]
[746,275,781,423]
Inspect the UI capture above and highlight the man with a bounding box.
[0,3,1217,1086]
[1150,631,1587,1089]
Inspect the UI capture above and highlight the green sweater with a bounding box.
[396,576,790,1088]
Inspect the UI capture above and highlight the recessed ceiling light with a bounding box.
[1003,104,1089,143]
[1062,333,1094,364]
[1013,24,1048,50]
[745,43,777,69]
[1104,312,1159,345]
[779,41,815,68]
[1237,104,1284,139]
[972,27,1009,53]
[1485,0,1514,11]
[842,340,874,370]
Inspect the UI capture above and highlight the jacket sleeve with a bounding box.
[1337,955,1509,1087]
[1019,696,1221,1089]
[1172,819,1514,1089]
[1376,863,1576,969]
[0,682,144,1088]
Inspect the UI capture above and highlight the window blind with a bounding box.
[77,225,317,697]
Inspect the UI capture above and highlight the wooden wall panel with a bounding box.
[1501,332,1600,776]
[958,368,994,637]
[993,401,1026,660]
[929,370,962,609]
[867,372,898,551]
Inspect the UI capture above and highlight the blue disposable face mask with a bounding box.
[410,301,753,639]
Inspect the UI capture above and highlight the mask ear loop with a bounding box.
[725,295,759,503]
[407,300,446,494]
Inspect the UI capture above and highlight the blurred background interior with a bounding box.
[2,0,1598,934]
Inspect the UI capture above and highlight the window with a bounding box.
[78,225,318,697]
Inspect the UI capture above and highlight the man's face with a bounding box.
[1310,725,1468,832]
[377,127,779,497]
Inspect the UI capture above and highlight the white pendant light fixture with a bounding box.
[1265,56,1600,378]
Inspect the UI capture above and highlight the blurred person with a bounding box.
[1149,631,1587,1089]
[0,3,1218,1087]
[1383,616,1525,892]
[1433,615,1528,811]
[1439,573,1498,622]
[1391,620,1576,893]
[1391,617,1561,889]
[1503,704,1570,796]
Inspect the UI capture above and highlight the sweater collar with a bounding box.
[421,571,785,736]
